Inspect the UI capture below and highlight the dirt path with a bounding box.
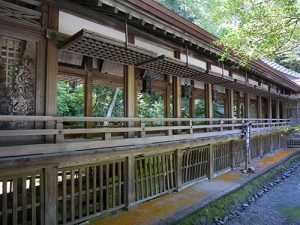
[226,162,300,225]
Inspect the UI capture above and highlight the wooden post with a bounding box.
[208,144,214,179]
[45,6,59,142]
[84,57,93,136]
[176,149,183,190]
[164,76,171,118]
[44,167,57,225]
[260,135,264,158]
[55,118,64,143]
[244,92,250,118]
[276,100,280,120]
[205,83,213,131]
[257,96,262,118]
[125,156,135,208]
[124,65,137,137]
[226,89,234,130]
[268,98,272,119]
[189,81,195,118]
[173,76,181,134]
[230,140,235,168]
[172,76,181,118]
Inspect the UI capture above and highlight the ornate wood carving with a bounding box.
[0,37,36,129]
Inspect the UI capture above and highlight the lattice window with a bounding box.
[0,37,25,88]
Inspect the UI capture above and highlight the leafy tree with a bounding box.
[156,0,227,37]
[214,0,300,64]
[57,81,84,117]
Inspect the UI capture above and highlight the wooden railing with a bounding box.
[0,115,291,157]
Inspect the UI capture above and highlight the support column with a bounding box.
[176,149,183,190]
[276,99,280,120]
[44,167,57,225]
[226,89,234,129]
[45,6,59,142]
[244,92,250,118]
[205,83,213,119]
[84,57,93,133]
[124,65,137,137]
[164,76,171,118]
[268,98,272,119]
[189,81,195,118]
[172,76,181,118]
[205,83,213,131]
[208,144,214,178]
[257,96,262,118]
[125,156,135,208]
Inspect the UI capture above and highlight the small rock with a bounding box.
[269,182,274,187]
[223,216,229,223]
[242,203,249,208]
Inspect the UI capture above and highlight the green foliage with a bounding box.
[57,81,84,117]
[156,0,228,37]
[275,51,300,73]
[92,86,124,117]
[214,0,300,65]
[138,92,164,118]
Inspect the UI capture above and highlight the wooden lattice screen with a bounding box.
[0,170,44,225]
[57,160,126,225]
[182,146,209,184]
[134,152,176,202]
[213,142,231,172]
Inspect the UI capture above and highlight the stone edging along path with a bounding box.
[175,150,300,225]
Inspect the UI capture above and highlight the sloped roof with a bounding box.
[262,59,300,86]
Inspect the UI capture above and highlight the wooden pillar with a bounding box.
[244,92,250,118]
[257,96,262,118]
[164,76,172,118]
[172,76,181,118]
[205,83,213,119]
[45,6,59,142]
[208,144,214,178]
[276,99,280,120]
[236,94,241,118]
[125,156,135,208]
[268,98,272,119]
[176,149,183,190]
[226,89,234,118]
[44,167,57,225]
[84,57,93,132]
[189,81,195,118]
[124,65,137,137]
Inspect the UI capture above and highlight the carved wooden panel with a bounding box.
[0,37,36,129]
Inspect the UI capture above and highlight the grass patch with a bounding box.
[279,207,300,222]
[175,153,300,225]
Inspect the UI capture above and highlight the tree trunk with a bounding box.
[104,88,120,126]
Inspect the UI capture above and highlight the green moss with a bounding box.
[280,207,300,222]
[176,154,300,225]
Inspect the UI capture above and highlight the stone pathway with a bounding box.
[216,161,300,225]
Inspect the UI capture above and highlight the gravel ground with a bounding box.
[225,161,300,225]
